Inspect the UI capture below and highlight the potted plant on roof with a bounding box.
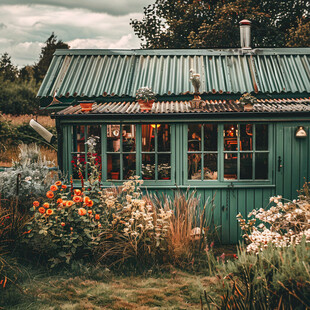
[136,87,156,112]
[239,93,257,111]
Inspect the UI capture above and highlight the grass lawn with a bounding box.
[2,268,220,310]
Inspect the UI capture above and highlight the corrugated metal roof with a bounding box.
[56,98,310,116]
[38,48,310,99]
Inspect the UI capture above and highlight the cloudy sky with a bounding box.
[0,0,152,67]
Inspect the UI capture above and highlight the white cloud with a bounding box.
[0,3,146,67]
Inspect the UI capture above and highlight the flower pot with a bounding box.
[138,99,154,112]
[111,172,119,180]
[143,176,152,180]
[79,101,94,112]
[161,177,170,180]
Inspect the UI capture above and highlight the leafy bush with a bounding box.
[0,143,57,203]
[204,240,310,309]
[237,186,310,253]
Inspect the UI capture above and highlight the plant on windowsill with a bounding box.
[142,163,155,180]
[239,93,257,112]
[136,87,156,112]
[158,163,171,180]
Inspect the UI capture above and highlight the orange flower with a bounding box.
[57,198,63,204]
[46,209,53,215]
[38,207,45,214]
[73,196,82,203]
[33,201,40,207]
[95,214,100,220]
[84,196,91,204]
[46,191,54,199]
[88,210,92,215]
[50,185,58,191]
[43,202,50,209]
[66,201,73,207]
[55,181,62,186]
[74,189,82,196]
[62,184,67,189]
[61,222,65,227]
[86,200,94,207]
[78,208,87,216]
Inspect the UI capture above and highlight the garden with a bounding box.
[0,136,309,310]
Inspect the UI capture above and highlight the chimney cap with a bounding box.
[239,19,251,25]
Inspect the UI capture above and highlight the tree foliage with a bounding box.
[33,33,69,83]
[0,33,69,115]
[131,0,310,48]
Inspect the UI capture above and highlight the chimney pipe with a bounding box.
[239,19,251,49]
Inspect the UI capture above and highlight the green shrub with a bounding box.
[204,240,310,309]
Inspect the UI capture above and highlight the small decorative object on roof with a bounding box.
[136,87,156,112]
[79,100,95,112]
[189,69,204,109]
[239,93,257,111]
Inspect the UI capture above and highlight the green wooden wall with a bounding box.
[59,119,310,244]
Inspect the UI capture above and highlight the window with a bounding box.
[186,123,270,182]
[106,124,136,180]
[223,123,269,180]
[187,124,218,180]
[69,123,173,183]
[71,125,101,180]
[142,124,171,180]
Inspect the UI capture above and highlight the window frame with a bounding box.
[67,122,176,187]
[183,122,274,187]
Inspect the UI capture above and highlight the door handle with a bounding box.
[278,156,283,172]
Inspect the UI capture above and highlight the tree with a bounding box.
[0,53,18,82]
[286,18,310,47]
[33,33,69,83]
[131,0,310,48]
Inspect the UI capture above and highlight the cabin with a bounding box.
[37,22,310,243]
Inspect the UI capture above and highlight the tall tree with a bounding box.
[34,33,69,83]
[0,53,18,82]
[131,0,310,48]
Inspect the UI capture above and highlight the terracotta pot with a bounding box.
[111,172,119,180]
[80,102,93,112]
[161,177,170,180]
[138,99,154,112]
[143,176,152,180]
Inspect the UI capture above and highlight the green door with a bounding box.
[276,123,309,200]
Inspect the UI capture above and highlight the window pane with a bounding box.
[204,124,217,151]
[240,153,253,179]
[88,125,101,158]
[240,124,253,151]
[142,154,155,180]
[224,153,237,179]
[188,153,201,180]
[204,153,217,180]
[158,155,171,180]
[107,154,120,180]
[123,154,136,180]
[122,125,136,152]
[255,153,268,179]
[188,124,201,151]
[256,124,268,150]
[107,125,120,152]
[71,153,86,179]
[158,124,170,152]
[142,125,155,152]
[224,124,238,151]
[76,125,86,152]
